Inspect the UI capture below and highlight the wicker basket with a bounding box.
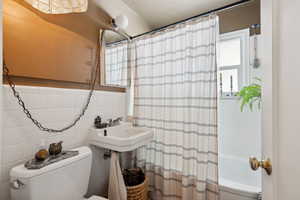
[126,177,148,200]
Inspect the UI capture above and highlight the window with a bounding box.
[104,42,128,88]
[218,29,250,98]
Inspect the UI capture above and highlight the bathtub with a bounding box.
[219,154,261,200]
[219,178,261,200]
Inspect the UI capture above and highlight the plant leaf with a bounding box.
[237,78,262,112]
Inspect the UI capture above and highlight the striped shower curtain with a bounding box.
[133,15,219,200]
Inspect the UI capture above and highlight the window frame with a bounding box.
[218,29,250,99]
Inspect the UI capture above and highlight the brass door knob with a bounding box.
[249,157,272,175]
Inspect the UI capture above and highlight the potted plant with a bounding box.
[236,78,261,111]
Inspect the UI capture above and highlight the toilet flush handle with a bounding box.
[10,179,25,190]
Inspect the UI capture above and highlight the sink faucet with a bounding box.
[107,117,123,127]
[107,119,113,127]
[94,116,108,129]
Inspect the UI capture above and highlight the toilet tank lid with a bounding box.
[10,146,92,179]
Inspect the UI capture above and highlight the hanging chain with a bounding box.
[3,45,101,133]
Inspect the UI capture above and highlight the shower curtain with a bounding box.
[133,15,219,200]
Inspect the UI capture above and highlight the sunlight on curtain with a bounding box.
[133,15,219,200]
[105,42,129,87]
[24,0,88,14]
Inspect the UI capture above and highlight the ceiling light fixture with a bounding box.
[112,15,129,30]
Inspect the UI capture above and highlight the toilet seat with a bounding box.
[86,195,108,200]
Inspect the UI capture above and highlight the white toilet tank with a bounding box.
[10,146,92,200]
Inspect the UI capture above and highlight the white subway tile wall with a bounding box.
[0,85,126,200]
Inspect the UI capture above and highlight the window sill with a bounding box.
[219,96,239,100]
[219,93,239,100]
[3,75,126,93]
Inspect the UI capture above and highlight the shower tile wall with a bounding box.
[0,85,126,200]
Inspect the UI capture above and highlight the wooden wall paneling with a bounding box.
[3,0,125,92]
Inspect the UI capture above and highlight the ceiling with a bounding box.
[121,0,241,29]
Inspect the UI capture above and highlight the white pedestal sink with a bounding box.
[88,122,154,152]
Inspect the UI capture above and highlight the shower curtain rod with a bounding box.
[108,0,253,45]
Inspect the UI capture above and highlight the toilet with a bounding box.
[10,146,108,200]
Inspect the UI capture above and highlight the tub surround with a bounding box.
[0,85,126,200]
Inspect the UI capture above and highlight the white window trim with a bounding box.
[218,28,250,99]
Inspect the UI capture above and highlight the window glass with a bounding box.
[105,43,128,87]
[219,38,241,67]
